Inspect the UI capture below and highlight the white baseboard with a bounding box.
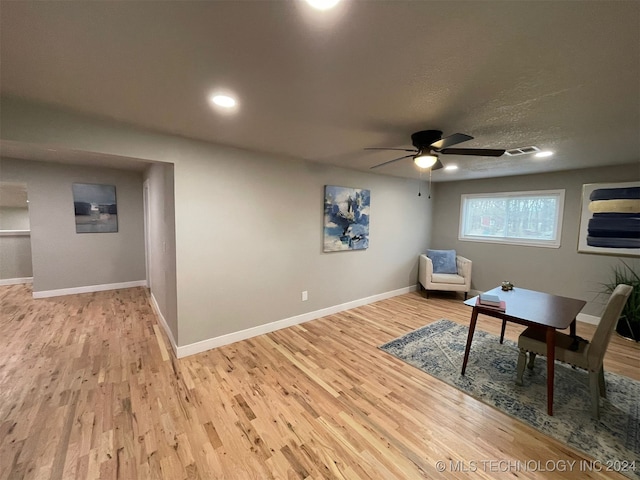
[149,292,178,356]
[32,280,147,299]
[176,284,418,358]
[0,277,33,286]
[577,313,600,326]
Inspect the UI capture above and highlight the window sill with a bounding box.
[458,236,561,248]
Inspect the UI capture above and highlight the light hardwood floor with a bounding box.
[0,284,638,479]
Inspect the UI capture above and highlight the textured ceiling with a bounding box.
[1,1,639,181]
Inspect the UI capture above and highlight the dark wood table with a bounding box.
[461,286,586,415]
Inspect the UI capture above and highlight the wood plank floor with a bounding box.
[0,284,638,479]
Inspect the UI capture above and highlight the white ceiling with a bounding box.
[1,1,639,181]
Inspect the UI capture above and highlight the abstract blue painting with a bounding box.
[324,185,370,252]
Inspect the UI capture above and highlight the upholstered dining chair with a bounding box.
[515,284,632,419]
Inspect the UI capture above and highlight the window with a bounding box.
[459,190,565,248]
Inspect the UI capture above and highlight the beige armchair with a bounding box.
[418,254,472,300]
[515,284,632,419]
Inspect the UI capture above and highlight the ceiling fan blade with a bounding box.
[432,158,444,171]
[369,154,414,169]
[364,147,418,153]
[440,147,505,157]
[430,133,473,150]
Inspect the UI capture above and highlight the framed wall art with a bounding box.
[323,185,370,252]
[577,181,639,256]
[72,183,118,233]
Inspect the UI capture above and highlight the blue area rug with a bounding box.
[380,319,640,479]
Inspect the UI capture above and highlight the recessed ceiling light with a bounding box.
[444,165,459,171]
[305,0,340,10]
[210,94,237,109]
[535,151,554,158]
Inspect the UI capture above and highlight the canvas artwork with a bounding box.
[72,183,118,233]
[323,185,370,252]
[577,181,639,256]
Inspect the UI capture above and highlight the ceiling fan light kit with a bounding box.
[414,153,438,169]
[366,130,506,171]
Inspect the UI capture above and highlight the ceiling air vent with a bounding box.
[505,146,541,156]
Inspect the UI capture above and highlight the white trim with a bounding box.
[176,284,418,358]
[32,280,147,299]
[458,237,562,249]
[149,292,178,355]
[0,230,30,236]
[0,277,33,286]
[143,179,151,289]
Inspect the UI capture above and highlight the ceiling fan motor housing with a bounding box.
[411,130,443,150]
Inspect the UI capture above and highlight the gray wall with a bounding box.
[172,146,430,345]
[0,157,146,292]
[432,164,640,316]
[0,98,431,347]
[0,206,30,230]
[0,205,32,280]
[0,235,32,279]
[144,162,178,343]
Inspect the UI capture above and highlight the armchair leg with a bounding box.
[464,292,468,300]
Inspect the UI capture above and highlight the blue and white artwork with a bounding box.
[324,185,370,252]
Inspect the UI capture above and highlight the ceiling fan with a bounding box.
[366,130,506,170]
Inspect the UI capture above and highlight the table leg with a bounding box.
[461,308,479,375]
[499,320,506,344]
[546,327,555,415]
[569,319,577,337]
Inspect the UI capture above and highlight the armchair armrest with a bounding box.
[456,256,472,289]
[418,254,434,288]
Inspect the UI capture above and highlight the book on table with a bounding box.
[478,293,501,306]
[477,293,506,311]
[476,298,506,312]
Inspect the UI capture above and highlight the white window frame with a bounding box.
[459,189,565,248]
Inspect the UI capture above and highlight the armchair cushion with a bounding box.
[426,249,457,274]
[431,273,466,285]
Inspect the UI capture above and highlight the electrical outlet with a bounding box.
[301,291,308,301]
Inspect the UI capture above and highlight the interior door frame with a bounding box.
[143,179,151,289]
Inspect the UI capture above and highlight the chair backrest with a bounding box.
[587,284,633,369]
